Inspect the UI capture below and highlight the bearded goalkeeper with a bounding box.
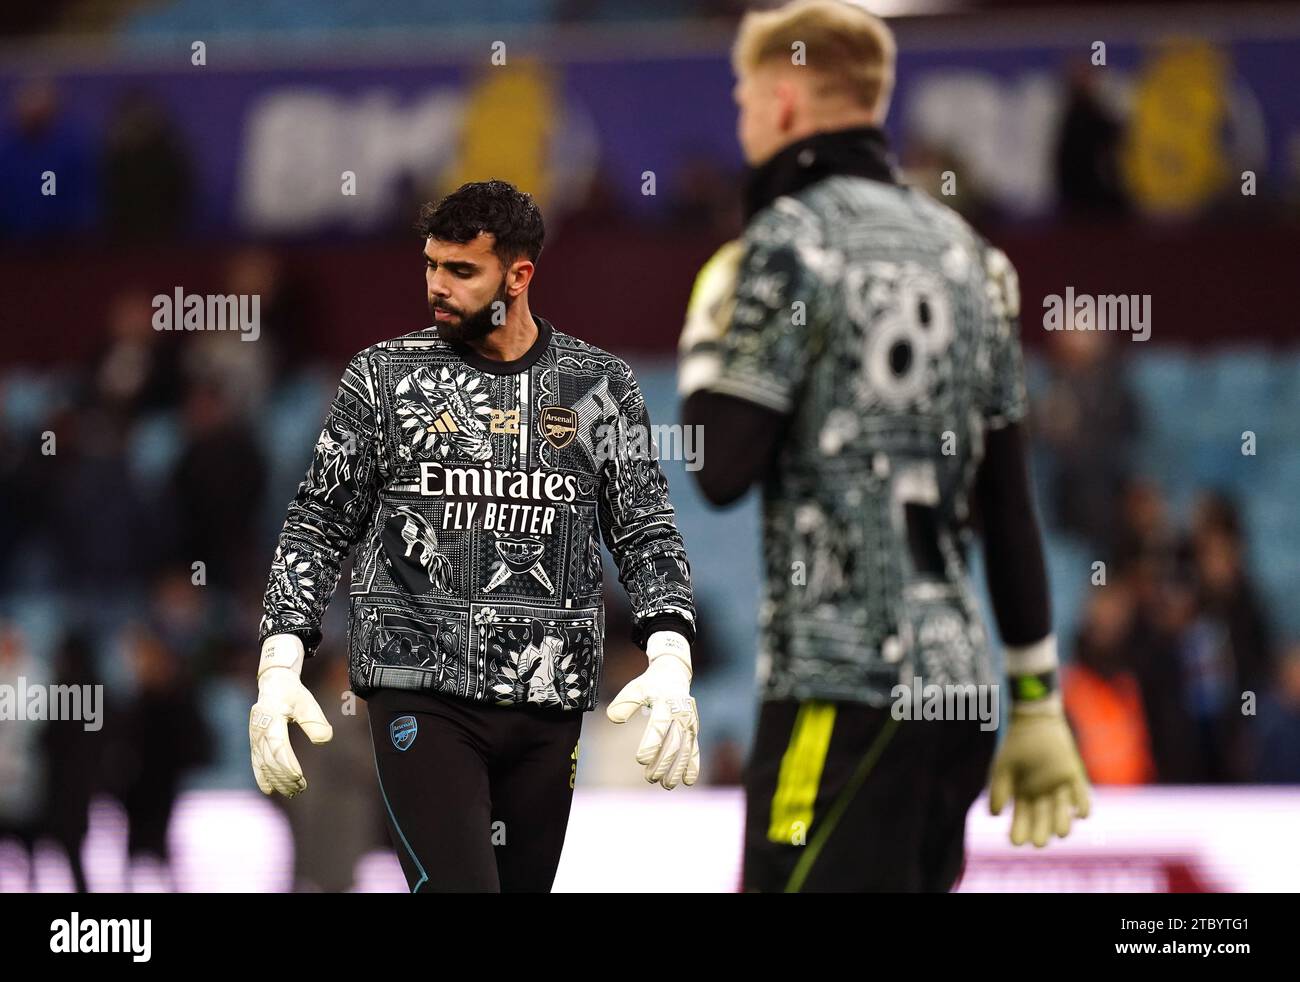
[250,180,699,893]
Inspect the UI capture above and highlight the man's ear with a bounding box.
[774,76,799,134]
[507,258,535,296]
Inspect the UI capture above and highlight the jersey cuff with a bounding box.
[259,625,322,659]
[633,613,696,649]
[699,374,793,415]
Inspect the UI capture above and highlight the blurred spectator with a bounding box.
[551,164,642,233]
[223,247,313,379]
[286,647,379,892]
[100,89,195,242]
[666,151,743,238]
[1063,586,1156,785]
[191,635,258,789]
[1111,476,1178,573]
[1122,520,1272,786]
[165,379,268,589]
[1162,523,1274,782]
[1193,524,1273,696]
[1094,489,1276,784]
[0,622,47,890]
[1124,566,1201,783]
[1185,489,1244,565]
[901,137,994,223]
[39,631,105,893]
[88,290,185,418]
[0,79,95,240]
[1054,61,1130,218]
[1169,603,1240,783]
[148,570,215,664]
[105,624,212,890]
[0,389,51,592]
[36,403,160,593]
[1034,328,1140,551]
[1251,644,1300,783]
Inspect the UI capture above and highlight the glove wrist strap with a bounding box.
[1011,691,1064,717]
[258,634,305,681]
[646,630,693,677]
[1005,634,1059,706]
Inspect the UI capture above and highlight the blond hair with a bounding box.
[733,0,896,118]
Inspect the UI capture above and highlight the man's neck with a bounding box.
[464,302,538,362]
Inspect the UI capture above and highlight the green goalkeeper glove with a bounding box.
[988,637,1091,847]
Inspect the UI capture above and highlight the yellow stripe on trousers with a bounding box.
[767,701,837,845]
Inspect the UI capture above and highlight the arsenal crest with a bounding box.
[540,406,578,450]
[390,715,418,751]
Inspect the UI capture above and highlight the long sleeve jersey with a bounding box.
[680,126,1031,707]
[259,315,695,712]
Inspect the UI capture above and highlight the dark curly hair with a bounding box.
[415,179,545,267]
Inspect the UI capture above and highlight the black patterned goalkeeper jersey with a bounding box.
[259,316,696,711]
[688,126,1028,707]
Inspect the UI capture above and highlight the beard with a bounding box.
[429,278,510,344]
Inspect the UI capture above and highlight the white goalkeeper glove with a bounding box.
[249,634,333,798]
[988,636,1091,847]
[677,238,744,399]
[606,631,701,789]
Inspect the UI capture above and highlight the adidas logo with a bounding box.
[426,411,459,434]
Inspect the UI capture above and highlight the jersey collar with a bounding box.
[442,313,552,375]
[742,125,901,224]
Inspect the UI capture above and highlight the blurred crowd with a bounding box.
[3,48,1285,250]
[0,80,195,244]
[0,255,302,889]
[1033,329,1300,786]
[0,78,747,246]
